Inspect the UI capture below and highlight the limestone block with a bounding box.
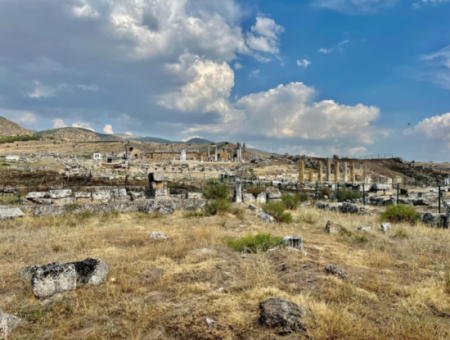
[31,263,77,299]
[49,189,72,199]
[243,193,256,203]
[0,207,25,220]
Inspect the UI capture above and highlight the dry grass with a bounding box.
[1,205,450,339]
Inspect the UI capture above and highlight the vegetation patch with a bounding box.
[381,204,420,224]
[262,202,293,224]
[337,189,362,202]
[202,184,229,200]
[0,135,41,144]
[226,233,284,253]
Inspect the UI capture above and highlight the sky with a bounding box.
[0,0,449,161]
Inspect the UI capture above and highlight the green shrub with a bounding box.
[337,189,362,202]
[203,184,229,200]
[380,204,420,224]
[281,193,300,210]
[226,233,284,253]
[0,135,41,144]
[204,199,232,216]
[246,186,266,198]
[262,202,293,224]
[319,187,331,199]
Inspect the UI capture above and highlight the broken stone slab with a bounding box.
[0,207,25,220]
[186,192,203,199]
[325,264,347,279]
[52,197,76,205]
[242,193,256,203]
[29,198,53,205]
[0,307,21,339]
[267,191,282,201]
[422,213,447,227]
[68,258,108,285]
[258,211,275,223]
[74,192,92,199]
[357,226,371,232]
[259,298,308,334]
[256,192,267,204]
[149,231,170,240]
[92,191,112,201]
[49,189,72,199]
[381,222,391,232]
[340,202,360,214]
[31,263,77,299]
[26,192,49,199]
[282,236,304,251]
[413,198,429,206]
[371,183,392,191]
[249,204,259,211]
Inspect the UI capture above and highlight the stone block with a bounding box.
[49,189,72,199]
[243,193,255,203]
[31,263,77,299]
[258,212,275,223]
[282,236,303,251]
[0,207,25,220]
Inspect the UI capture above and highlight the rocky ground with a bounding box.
[1,204,450,339]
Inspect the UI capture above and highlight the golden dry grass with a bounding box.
[1,206,450,339]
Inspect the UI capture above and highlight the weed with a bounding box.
[394,228,409,239]
[204,199,232,216]
[52,244,65,253]
[281,193,301,210]
[337,189,362,202]
[262,202,293,223]
[202,184,229,200]
[226,233,284,253]
[296,211,319,224]
[381,205,420,224]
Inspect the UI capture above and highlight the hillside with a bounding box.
[37,127,122,142]
[0,116,33,137]
[185,137,214,144]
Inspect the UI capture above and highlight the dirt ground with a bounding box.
[1,205,450,339]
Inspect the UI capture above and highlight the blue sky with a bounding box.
[0,0,449,160]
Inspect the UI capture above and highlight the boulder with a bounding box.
[324,221,344,234]
[258,211,275,223]
[52,197,76,205]
[381,222,391,232]
[49,189,72,199]
[249,204,259,211]
[324,264,347,279]
[413,198,429,206]
[283,236,304,251]
[69,258,108,285]
[340,202,360,214]
[0,207,25,220]
[30,198,53,205]
[31,263,77,299]
[149,232,170,240]
[422,213,447,227]
[0,308,21,339]
[242,193,256,203]
[259,298,308,333]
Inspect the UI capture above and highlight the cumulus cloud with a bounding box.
[0,109,38,126]
[103,124,114,134]
[234,62,243,70]
[72,122,95,132]
[314,0,398,14]
[246,17,284,55]
[404,113,450,149]
[297,59,311,67]
[53,118,67,128]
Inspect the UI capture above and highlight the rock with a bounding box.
[31,263,77,299]
[325,264,347,279]
[267,191,282,201]
[26,192,49,199]
[130,192,145,201]
[92,191,112,201]
[323,195,329,200]
[259,298,308,333]
[381,222,391,232]
[300,201,311,207]
[0,207,25,220]
[422,213,447,226]
[69,258,108,285]
[256,192,267,204]
[0,307,21,339]
[249,204,259,211]
[413,198,429,206]
[340,202,360,214]
[324,221,344,234]
[315,202,330,210]
[74,192,91,199]
[371,184,392,191]
[111,188,129,200]
[149,231,170,240]
[49,189,72,199]
[242,193,256,203]
[357,226,371,232]
[30,198,53,205]
[18,265,41,282]
[186,192,203,199]
[258,211,275,223]
[282,236,304,251]
[52,197,76,205]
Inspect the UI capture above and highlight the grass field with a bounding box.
[1,206,450,339]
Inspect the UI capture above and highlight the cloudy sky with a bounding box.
[0,0,449,161]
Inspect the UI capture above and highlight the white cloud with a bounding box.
[125,131,133,135]
[53,118,67,128]
[413,0,449,8]
[0,109,38,127]
[71,0,100,18]
[250,69,260,78]
[251,17,285,40]
[297,59,311,67]
[314,0,398,14]
[348,146,367,155]
[338,39,350,46]
[318,48,333,54]
[28,80,99,98]
[103,124,114,134]
[182,135,203,142]
[404,113,450,149]
[72,122,95,132]
[234,62,243,70]
[419,46,450,89]
[246,17,284,55]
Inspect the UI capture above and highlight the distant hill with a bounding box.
[37,127,122,142]
[0,116,33,138]
[185,138,214,144]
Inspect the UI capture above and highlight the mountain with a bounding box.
[0,116,33,138]
[185,138,214,144]
[37,127,122,142]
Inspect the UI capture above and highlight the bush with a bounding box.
[226,233,284,253]
[337,189,362,202]
[281,193,300,210]
[246,186,266,198]
[380,204,420,224]
[203,184,229,200]
[262,202,293,224]
[204,199,232,216]
[319,187,331,199]
[0,135,41,144]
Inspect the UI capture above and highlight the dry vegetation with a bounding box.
[1,206,450,339]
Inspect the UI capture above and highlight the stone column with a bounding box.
[298,160,305,183]
[343,162,348,182]
[318,161,323,183]
[335,161,340,183]
[326,159,331,182]
[350,162,356,182]
[309,169,314,182]
[233,178,242,203]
